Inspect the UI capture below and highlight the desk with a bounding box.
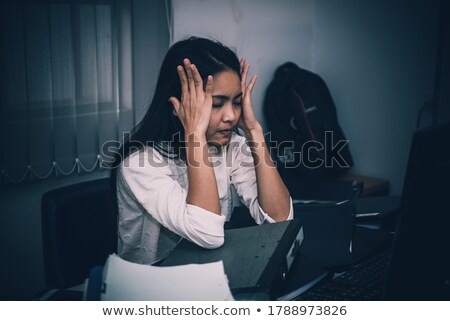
[339,172,390,197]
[280,172,390,201]
[50,197,399,301]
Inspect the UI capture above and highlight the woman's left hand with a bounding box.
[238,58,262,135]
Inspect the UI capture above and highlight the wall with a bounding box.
[172,0,439,195]
[312,0,439,194]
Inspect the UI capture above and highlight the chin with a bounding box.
[207,137,231,148]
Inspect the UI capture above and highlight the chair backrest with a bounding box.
[41,177,117,289]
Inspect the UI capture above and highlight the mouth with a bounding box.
[218,128,233,136]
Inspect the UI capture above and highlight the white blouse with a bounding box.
[116,133,293,264]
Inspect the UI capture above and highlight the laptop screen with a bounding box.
[384,122,450,300]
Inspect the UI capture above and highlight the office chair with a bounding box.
[41,177,117,290]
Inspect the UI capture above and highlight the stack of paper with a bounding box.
[100,255,234,301]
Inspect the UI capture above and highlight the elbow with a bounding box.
[270,197,293,222]
[196,235,224,249]
[183,204,226,249]
[274,210,292,222]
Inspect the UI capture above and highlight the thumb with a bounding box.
[168,97,180,116]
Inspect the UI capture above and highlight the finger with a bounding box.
[168,96,181,115]
[176,65,188,101]
[239,58,246,74]
[191,64,204,98]
[204,75,214,100]
[183,58,196,99]
[204,76,214,111]
[246,75,257,95]
[241,63,249,92]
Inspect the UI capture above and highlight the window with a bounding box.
[0,0,133,184]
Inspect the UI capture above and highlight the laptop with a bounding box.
[382,121,450,300]
[299,121,450,300]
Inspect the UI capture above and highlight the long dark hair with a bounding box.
[113,36,241,168]
[109,37,241,213]
[104,37,241,236]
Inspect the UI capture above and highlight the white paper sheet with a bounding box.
[101,255,234,301]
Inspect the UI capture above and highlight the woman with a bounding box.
[113,37,292,265]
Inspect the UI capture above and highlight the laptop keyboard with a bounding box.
[298,249,392,301]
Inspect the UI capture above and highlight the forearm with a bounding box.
[245,126,291,221]
[185,133,220,215]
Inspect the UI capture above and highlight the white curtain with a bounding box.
[0,0,133,184]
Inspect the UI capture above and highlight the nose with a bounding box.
[222,103,237,123]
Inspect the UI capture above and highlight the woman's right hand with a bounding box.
[169,58,214,137]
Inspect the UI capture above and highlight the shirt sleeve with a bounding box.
[119,148,225,249]
[229,135,294,224]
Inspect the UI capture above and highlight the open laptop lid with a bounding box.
[384,122,450,300]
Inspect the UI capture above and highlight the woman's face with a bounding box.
[206,70,242,147]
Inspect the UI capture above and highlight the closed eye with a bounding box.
[212,97,226,108]
[233,93,242,107]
